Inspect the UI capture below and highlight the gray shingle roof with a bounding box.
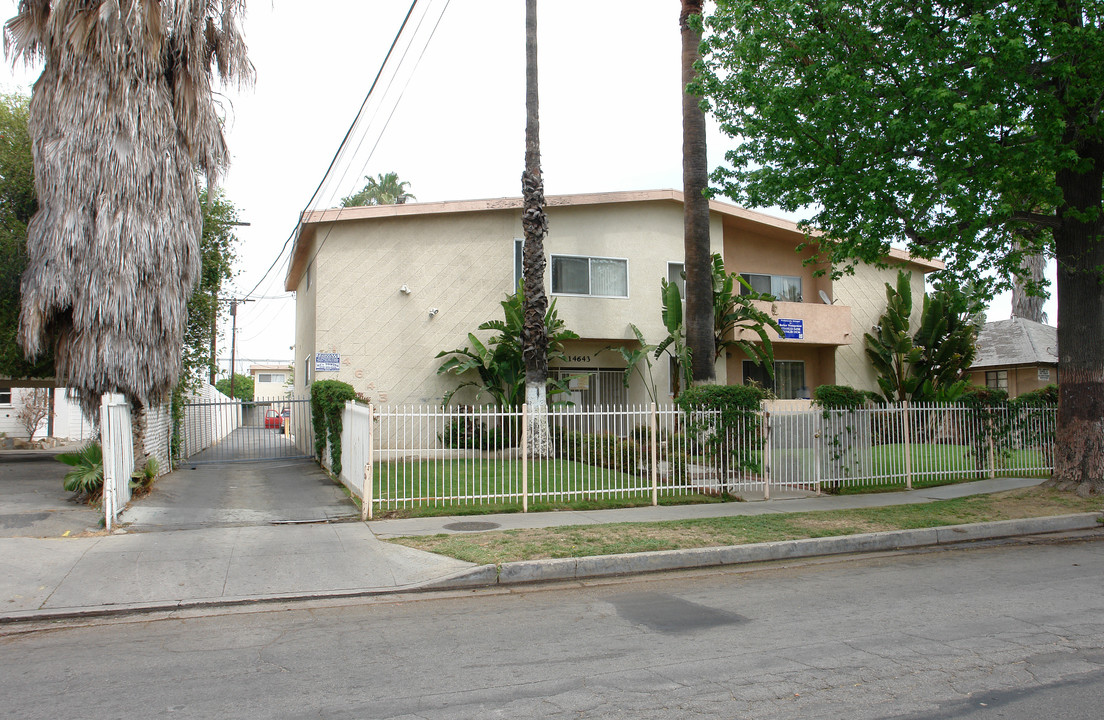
[972,318,1057,369]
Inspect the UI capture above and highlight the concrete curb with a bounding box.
[462,512,1104,587]
[3,513,1099,625]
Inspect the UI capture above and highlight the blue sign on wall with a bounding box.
[315,352,340,372]
[777,318,804,340]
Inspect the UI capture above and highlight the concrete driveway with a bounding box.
[0,450,104,538]
[120,457,359,532]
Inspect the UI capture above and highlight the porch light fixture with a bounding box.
[400,284,411,295]
[428,308,439,318]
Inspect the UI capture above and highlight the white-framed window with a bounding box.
[0,388,11,405]
[986,369,1008,390]
[740,273,803,302]
[743,360,808,399]
[257,373,286,384]
[667,262,686,299]
[551,254,628,297]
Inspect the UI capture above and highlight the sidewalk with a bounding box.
[1,476,1100,623]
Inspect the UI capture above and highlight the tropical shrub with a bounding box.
[437,284,579,407]
[812,384,869,410]
[58,442,104,501]
[677,384,769,474]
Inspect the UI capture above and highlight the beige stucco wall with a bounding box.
[299,200,729,407]
[833,264,925,393]
[293,252,317,396]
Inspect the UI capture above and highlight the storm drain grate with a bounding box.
[442,521,501,532]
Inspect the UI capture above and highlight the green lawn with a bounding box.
[362,443,1053,517]
[368,459,729,517]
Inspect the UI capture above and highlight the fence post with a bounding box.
[521,404,529,513]
[362,404,374,521]
[100,394,115,532]
[813,410,822,496]
[762,409,771,501]
[650,402,658,507]
[902,400,913,490]
[987,410,997,479]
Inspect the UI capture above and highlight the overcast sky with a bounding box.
[1,0,1053,376]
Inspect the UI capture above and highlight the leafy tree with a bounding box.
[0,92,51,381]
[436,286,578,408]
[182,188,241,389]
[680,0,715,384]
[7,1,252,424]
[215,374,254,401]
[341,171,416,207]
[698,1,1104,493]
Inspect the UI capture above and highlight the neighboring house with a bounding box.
[0,382,96,442]
[967,317,1058,397]
[284,189,942,406]
[249,363,292,400]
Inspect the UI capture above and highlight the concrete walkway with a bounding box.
[1,476,1100,623]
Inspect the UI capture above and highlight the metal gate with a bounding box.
[179,395,315,465]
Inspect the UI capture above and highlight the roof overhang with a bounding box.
[283,189,944,290]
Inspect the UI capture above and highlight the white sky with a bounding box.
[0,0,1055,376]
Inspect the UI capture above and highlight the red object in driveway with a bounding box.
[264,409,283,429]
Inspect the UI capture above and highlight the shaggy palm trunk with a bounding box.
[1050,132,1104,496]
[681,0,715,384]
[522,0,552,455]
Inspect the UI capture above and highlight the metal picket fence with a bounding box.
[334,400,1057,517]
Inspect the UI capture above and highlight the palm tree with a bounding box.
[6,2,252,436]
[681,0,715,384]
[521,0,552,455]
[341,171,417,207]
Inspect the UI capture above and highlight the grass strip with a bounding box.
[388,487,1102,565]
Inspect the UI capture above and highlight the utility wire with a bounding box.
[243,0,421,299]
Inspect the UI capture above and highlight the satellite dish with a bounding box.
[818,290,833,305]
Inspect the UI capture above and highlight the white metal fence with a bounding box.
[100,394,133,531]
[333,400,1057,517]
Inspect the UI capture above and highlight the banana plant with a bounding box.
[711,253,782,374]
[436,285,579,407]
[655,279,693,400]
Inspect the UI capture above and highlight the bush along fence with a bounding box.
[325,397,1057,517]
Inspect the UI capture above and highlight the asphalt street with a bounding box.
[3,534,1102,719]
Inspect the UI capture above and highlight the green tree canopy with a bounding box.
[215,373,254,401]
[0,92,51,380]
[181,188,240,389]
[341,172,416,207]
[698,0,1104,493]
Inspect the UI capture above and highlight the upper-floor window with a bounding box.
[986,369,1008,390]
[667,262,686,298]
[257,373,286,384]
[0,388,11,405]
[740,273,802,302]
[514,238,523,290]
[551,254,628,298]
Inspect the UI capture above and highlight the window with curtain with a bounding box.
[667,262,685,298]
[742,360,808,399]
[551,255,628,297]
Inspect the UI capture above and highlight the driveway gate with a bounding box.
[180,395,315,465]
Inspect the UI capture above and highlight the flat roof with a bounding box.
[284,189,944,290]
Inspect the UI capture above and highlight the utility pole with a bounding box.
[208,220,249,386]
[227,298,253,399]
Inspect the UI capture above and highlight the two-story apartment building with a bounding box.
[284,190,941,406]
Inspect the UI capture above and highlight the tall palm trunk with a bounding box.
[681,0,715,384]
[522,0,552,455]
